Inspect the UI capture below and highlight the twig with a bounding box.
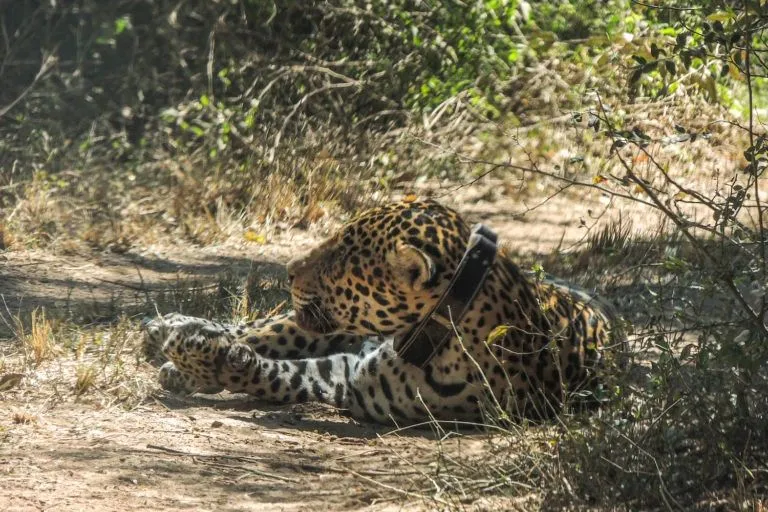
[133,265,152,304]
[91,277,153,292]
[593,92,768,340]
[342,467,449,506]
[270,80,361,159]
[203,461,299,483]
[0,52,56,119]
[414,135,658,209]
[145,444,265,464]
[150,396,171,411]
[206,17,218,102]
[146,444,203,456]
[743,4,767,312]
[91,277,219,294]
[1,261,47,268]
[629,0,701,11]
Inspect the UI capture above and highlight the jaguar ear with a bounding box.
[386,242,436,291]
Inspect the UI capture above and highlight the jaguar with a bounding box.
[143,199,626,424]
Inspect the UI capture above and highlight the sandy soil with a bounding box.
[0,183,671,511]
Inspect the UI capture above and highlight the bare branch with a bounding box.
[0,52,56,119]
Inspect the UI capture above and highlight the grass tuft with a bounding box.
[74,364,97,396]
[18,309,57,367]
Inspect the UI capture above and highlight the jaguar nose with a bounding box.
[294,297,338,334]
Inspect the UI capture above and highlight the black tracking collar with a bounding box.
[394,223,499,368]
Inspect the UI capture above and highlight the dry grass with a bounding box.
[1,94,749,259]
[2,316,156,408]
[16,309,57,367]
[2,149,385,253]
[0,268,288,404]
[4,174,72,248]
[74,364,97,396]
[0,221,14,251]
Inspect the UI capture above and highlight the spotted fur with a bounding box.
[143,199,626,424]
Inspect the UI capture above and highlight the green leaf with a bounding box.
[95,36,114,46]
[114,16,131,35]
[707,11,735,23]
[681,52,692,69]
[642,62,657,73]
[486,325,509,345]
[244,112,256,129]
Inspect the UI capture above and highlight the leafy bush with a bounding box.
[0,0,651,180]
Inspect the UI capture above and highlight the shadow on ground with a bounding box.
[0,248,290,338]
[157,392,485,440]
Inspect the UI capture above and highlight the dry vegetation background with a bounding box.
[1,0,767,510]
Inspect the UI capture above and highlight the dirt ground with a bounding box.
[0,184,674,511]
